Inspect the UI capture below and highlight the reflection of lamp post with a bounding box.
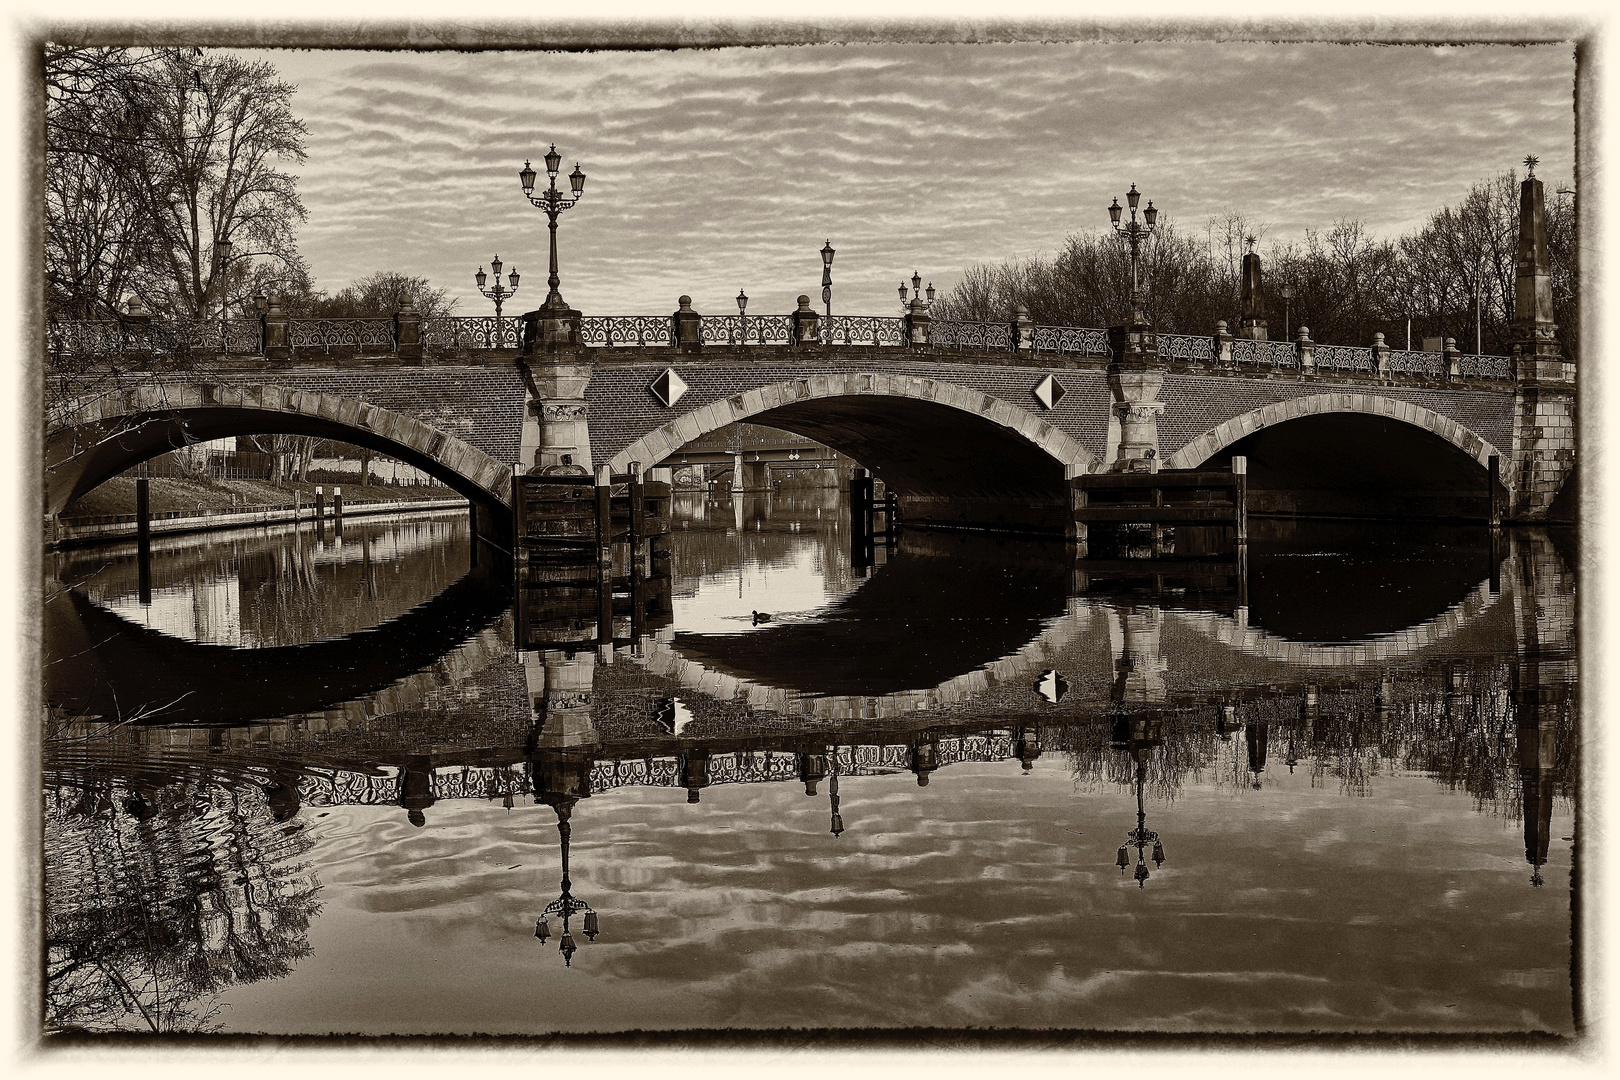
[1111,713,1167,888]
[533,804,600,967]
[1108,184,1159,324]
[829,748,844,837]
[1115,755,1166,888]
[519,145,587,316]
[475,255,520,319]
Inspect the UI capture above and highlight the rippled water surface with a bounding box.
[42,493,1577,1036]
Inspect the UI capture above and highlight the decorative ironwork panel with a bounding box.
[929,320,1013,352]
[1030,325,1109,356]
[580,315,674,348]
[431,764,531,801]
[1230,337,1300,369]
[708,750,803,785]
[819,316,906,347]
[1460,353,1513,380]
[592,757,682,789]
[1158,332,1215,364]
[298,770,401,806]
[1385,349,1445,378]
[700,315,746,345]
[47,321,128,358]
[423,315,523,350]
[222,318,262,354]
[288,318,396,352]
[1315,344,1377,373]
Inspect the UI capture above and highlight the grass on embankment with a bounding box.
[63,475,463,519]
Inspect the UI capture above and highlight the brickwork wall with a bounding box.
[227,364,528,466]
[584,351,1517,470]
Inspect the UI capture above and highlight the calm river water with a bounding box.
[41,493,1577,1037]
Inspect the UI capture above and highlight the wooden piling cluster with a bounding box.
[513,465,674,650]
[849,467,901,569]
[1072,457,1248,549]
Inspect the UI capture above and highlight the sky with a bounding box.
[236,40,1577,319]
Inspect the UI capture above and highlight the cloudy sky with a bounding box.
[240,40,1575,318]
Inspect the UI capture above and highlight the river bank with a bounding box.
[49,475,469,549]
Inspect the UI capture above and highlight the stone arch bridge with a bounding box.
[45,333,1565,539]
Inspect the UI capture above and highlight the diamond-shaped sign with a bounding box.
[649,367,689,407]
[1032,374,1067,410]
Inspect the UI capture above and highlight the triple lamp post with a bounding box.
[1108,183,1158,325]
[474,255,520,319]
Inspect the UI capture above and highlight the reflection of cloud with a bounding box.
[235,43,1572,317]
[224,762,1575,1035]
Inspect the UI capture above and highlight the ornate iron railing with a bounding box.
[1158,332,1216,364]
[288,317,395,353]
[1029,324,1109,356]
[929,319,1013,352]
[1315,344,1378,374]
[47,318,262,357]
[580,315,674,348]
[821,315,907,347]
[431,764,532,801]
[423,315,523,350]
[1386,349,1445,378]
[850,743,916,772]
[1460,353,1513,380]
[1231,337,1300,369]
[699,314,795,346]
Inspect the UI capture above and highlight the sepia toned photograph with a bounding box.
[22,13,1594,1052]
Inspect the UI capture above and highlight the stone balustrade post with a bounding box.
[1371,332,1390,379]
[1444,336,1462,379]
[1296,324,1314,375]
[394,297,423,361]
[263,297,290,360]
[1011,304,1034,354]
[790,295,820,347]
[906,296,932,348]
[124,295,150,327]
[672,295,702,354]
[1214,320,1234,367]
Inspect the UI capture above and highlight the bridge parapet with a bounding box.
[47,307,1517,387]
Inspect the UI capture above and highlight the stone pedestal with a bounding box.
[263,299,290,360]
[673,295,701,353]
[790,295,820,346]
[905,298,931,347]
[521,297,581,355]
[394,299,422,360]
[520,355,594,475]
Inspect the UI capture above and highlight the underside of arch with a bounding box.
[607,374,1095,535]
[45,390,513,525]
[1162,394,1503,521]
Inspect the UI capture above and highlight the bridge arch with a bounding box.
[1161,392,1503,471]
[45,381,514,521]
[606,371,1097,533]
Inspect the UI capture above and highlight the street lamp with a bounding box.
[533,805,600,967]
[737,288,748,344]
[1109,184,1158,325]
[474,254,520,319]
[1279,284,1295,342]
[519,145,588,317]
[898,270,933,312]
[820,239,836,329]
